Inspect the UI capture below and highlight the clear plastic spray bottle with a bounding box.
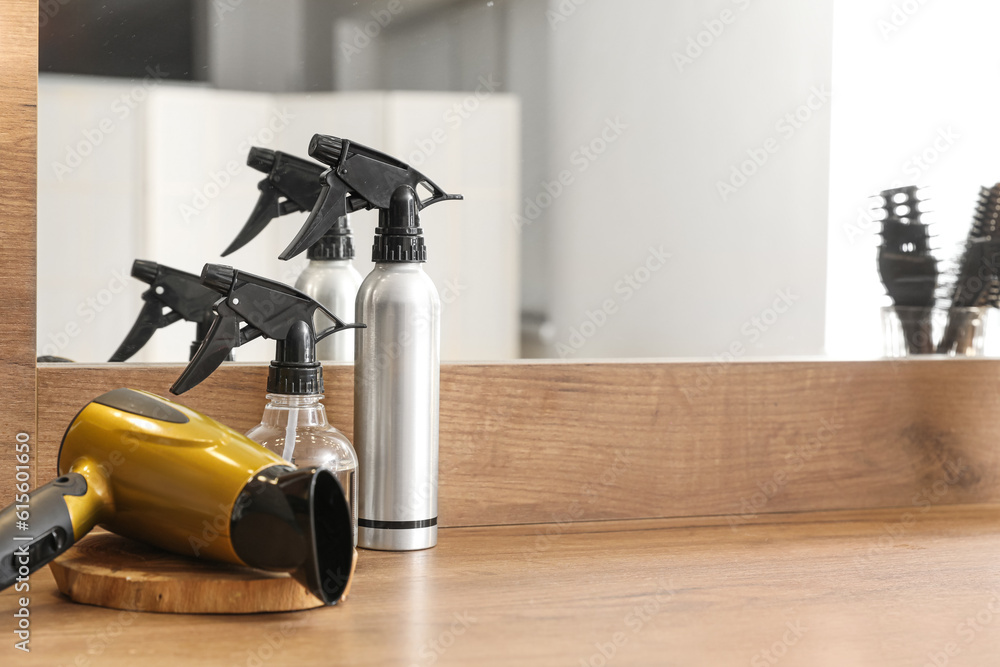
[171,265,364,544]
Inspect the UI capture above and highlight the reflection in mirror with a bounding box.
[37,0,1000,364]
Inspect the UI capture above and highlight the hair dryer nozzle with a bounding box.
[230,466,355,605]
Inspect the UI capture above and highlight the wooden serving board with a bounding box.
[48,533,325,614]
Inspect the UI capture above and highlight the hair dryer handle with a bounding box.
[0,473,92,590]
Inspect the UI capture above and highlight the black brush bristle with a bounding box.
[876,186,938,308]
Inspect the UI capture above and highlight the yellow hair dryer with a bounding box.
[0,389,355,605]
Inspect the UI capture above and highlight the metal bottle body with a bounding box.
[295,259,363,362]
[355,263,440,550]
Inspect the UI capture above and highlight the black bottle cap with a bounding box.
[373,186,426,263]
[267,321,324,395]
[267,362,323,395]
[307,217,355,261]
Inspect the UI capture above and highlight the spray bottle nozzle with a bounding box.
[201,264,236,294]
[308,135,344,164]
[372,185,426,262]
[110,260,232,363]
[222,148,328,257]
[170,265,364,396]
[131,259,159,284]
[247,147,277,174]
[277,135,463,261]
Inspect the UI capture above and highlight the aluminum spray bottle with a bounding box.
[356,187,442,550]
[280,134,463,551]
[295,218,363,361]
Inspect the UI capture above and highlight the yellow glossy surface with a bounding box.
[62,456,113,541]
[58,390,287,565]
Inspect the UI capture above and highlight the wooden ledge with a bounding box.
[26,359,1000,528]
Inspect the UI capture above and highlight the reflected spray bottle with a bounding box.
[223,147,362,362]
[294,218,363,362]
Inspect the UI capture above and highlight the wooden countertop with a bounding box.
[5,504,1000,666]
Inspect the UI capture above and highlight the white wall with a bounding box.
[825,0,1000,359]
[361,0,833,359]
[38,76,150,363]
[545,0,832,358]
[334,0,553,355]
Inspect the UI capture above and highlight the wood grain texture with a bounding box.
[4,504,1000,666]
[0,0,37,500]
[49,533,326,614]
[33,359,1000,528]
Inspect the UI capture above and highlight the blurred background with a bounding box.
[36,0,1000,363]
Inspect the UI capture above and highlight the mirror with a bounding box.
[36,0,1000,364]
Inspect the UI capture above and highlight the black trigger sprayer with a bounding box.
[277,135,462,260]
[171,264,365,544]
[223,147,333,256]
[110,259,233,363]
[223,147,363,363]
